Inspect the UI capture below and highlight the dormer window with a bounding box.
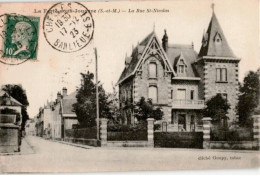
[178,64,185,73]
[177,59,186,74]
[214,32,222,44]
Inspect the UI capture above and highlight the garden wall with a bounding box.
[208,141,255,150]
[64,127,100,147]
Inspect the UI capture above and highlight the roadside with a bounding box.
[0,136,35,156]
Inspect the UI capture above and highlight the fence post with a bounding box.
[202,117,212,149]
[100,118,108,147]
[147,118,154,147]
[253,115,260,150]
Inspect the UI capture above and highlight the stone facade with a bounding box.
[118,10,240,130]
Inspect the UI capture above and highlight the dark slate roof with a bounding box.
[118,30,199,83]
[61,91,77,115]
[118,32,154,83]
[167,44,199,77]
[198,12,236,58]
[0,90,23,106]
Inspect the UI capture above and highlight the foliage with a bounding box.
[154,123,161,131]
[107,122,147,132]
[106,84,121,124]
[107,122,147,141]
[73,72,112,127]
[107,131,147,141]
[134,97,164,122]
[238,69,260,127]
[203,94,230,125]
[210,127,253,141]
[65,127,97,139]
[2,84,29,130]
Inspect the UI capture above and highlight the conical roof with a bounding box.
[198,12,236,58]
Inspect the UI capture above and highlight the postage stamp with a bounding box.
[43,2,94,53]
[0,14,39,65]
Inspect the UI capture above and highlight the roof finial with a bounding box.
[153,22,155,32]
[211,3,215,13]
[192,41,194,49]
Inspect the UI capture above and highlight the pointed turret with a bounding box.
[198,7,235,58]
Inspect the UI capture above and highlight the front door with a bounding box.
[178,114,186,131]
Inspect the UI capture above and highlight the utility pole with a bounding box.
[95,48,100,140]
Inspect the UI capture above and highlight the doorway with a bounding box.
[178,114,186,131]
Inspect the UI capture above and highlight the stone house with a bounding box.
[0,90,23,124]
[0,90,23,153]
[118,10,239,131]
[36,87,78,139]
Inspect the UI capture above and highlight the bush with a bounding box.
[154,124,161,131]
[65,127,97,139]
[210,127,253,141]
[107,123,147,132]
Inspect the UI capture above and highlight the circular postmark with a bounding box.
[43,2,94,53]
[0,13,39,65]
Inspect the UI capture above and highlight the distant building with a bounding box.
[118,9,240,131]
[25,118,36,136]
[36,87,78,139]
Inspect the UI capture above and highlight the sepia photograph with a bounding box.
[0,0,259,174]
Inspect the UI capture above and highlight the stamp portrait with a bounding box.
[2,14,39,60]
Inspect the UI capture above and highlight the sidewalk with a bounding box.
[0,137,35,156]
[44,137,95,149]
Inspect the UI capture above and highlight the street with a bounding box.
[0,136,259,173]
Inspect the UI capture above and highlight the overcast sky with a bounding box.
[0,0,259,118]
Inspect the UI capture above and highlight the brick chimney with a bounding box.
[162,29,168,52]
[57,92,62,102]
[62,87,67,97]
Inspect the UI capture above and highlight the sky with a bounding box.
[0,0,259,118]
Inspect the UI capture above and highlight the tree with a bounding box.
[106,84,121,124]
[73,72,112,128]
[237,70,260,127]
[203,94,230,127]
[2,84,29,130]
[134,97,163,122]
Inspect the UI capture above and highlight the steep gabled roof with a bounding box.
[117,32,153,84]
[118,31,176,84]
[0,90,23,106]
[198,12,236,58]
[61,91,77,117]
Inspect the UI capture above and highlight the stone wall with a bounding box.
[134,56,172,123]
[0,115,20,153]
[204,61,239,121]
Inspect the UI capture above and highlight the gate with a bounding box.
[154,132,203,149]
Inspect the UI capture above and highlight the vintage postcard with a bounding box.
[0,0,259,173]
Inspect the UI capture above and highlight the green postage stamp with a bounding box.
[2,14,39,60]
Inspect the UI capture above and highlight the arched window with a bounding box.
[148,86,158,103]
[149,62,157,78]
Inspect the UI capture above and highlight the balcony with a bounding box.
[172,99,205,110]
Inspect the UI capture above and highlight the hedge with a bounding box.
[65,127,97,139]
